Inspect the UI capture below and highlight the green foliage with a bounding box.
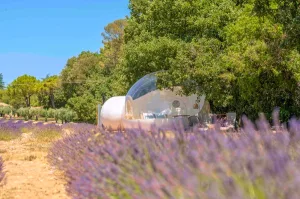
[16,107,76,123]
[38,75,60,108]
[0,90,9,104]
[5,0,300,123]
[52,108,77,124]
[16,107,30,121]
[47,108,55,118]
[122,0,300,121]
[67,93,97,124]
[40,109,49,122]
[7,75,39,108]
[0,73,4,89]
[29,108,42,121]
[0,106,12,117]
[2,19,127,124]
[58,19,127,123]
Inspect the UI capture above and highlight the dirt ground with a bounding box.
[0,133,69,199]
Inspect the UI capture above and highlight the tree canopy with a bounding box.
[121,0,300,121]
[7,75,39,108]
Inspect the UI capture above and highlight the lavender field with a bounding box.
[1,113,300,199]
[46,111,300,199]
[0,119,63,142]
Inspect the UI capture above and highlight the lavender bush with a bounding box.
[0,119,64,141]
[47,111,300,199]
[61,123,97,134]
[31,123,63,142]
[48,123,98,171]
[0,119,23,140]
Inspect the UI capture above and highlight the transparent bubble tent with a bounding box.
[100,72,213,131]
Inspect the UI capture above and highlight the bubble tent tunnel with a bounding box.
[99,72,231,131]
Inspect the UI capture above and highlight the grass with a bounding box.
[34,130,62,142]
[0,132,19,141]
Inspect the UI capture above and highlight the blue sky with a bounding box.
[0,0,130,85]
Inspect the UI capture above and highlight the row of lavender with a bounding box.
[0,118,96,141]
[0,118,96,142]
[47,111,300,199]
[0,119,63,141]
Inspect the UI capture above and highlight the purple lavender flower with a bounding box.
[48,110,300,199]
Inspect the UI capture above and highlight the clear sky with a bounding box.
[0,0,130,85]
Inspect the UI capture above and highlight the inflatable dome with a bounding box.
[122,73,211,130]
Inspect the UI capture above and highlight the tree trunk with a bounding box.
[25,97,30,107]
[28,96,31,107]
[50,90,56,108]
[102,94,106,104]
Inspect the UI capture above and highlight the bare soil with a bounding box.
[0,133,68,199]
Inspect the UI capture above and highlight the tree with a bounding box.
[39,75,59,108]
[60,51,102,100]
[59,19,128,123]
[101,19,127,70]
[252,0,300,50]
[123,0,239,101]
[66,93,98,124]
[7,75,39,107]
[123,0,300,121]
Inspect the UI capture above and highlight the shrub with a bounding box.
[48,108,55,119]
[17,107,30,120]
[40,109,49,122]
[29,108,42,121]
[16,107,77,123]
[54,108,77,124]
[0,106,12,118]
[0,119,23,140]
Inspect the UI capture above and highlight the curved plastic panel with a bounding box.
[125,73,209,122]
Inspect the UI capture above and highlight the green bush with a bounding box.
[17,107,30,120]
[15,107,77,123]
[29,108,42,121]
[0,106,12,118]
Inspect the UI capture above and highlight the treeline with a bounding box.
[0,19,128,124]
[1,0,300,123]
[0,106,76,123]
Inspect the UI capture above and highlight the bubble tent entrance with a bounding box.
[100,72,213,131]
